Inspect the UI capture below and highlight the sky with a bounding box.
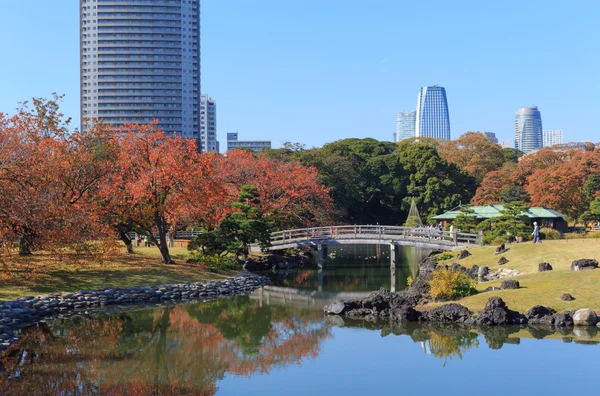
[0,0,599,149]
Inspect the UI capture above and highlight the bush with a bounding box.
[437,252,453,261]
[539,228,562,240]
[187,253,240,271]
[429,269,478,301]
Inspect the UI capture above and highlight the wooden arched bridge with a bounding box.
[250,225,482,268]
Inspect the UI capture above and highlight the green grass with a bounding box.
[428,239,600,313]
[0,245,231,302]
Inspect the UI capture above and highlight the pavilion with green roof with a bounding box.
[432,205,567,231]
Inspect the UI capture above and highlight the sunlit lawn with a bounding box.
[0,243,230,302]
[427,239,600,313]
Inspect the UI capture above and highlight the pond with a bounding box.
[1,246,599,395]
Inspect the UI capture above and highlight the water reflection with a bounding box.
[0,297,331,395]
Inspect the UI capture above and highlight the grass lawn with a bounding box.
[0,244,231,302]
[428,239,600,313]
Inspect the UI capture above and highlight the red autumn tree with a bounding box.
[103,123,218,264]
[207,150,334,230]
[471,166,515,205]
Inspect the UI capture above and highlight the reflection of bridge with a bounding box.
[250,285,372,311]
[251,225,482,267]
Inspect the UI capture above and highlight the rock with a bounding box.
[571,259,598,271]
[525,305,556,325]
[495,244,509,255]
[560,293,575,301]
[573,309,598,326]
[456,250,472,260]
[498,257,509,265]
[426,303,471,323]
[484,286,501,292]
[390,306,421,322]
[409,279,430,298]
[553,312,574,327]
[476,297,525,326]
[478,266,489,278]
[538,262,553,272]
[419,257,438,280]
[500,280,520,290]
[243,258,272,272]
[324,301,347,315]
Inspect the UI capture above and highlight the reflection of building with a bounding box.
[542,129,563,147]
[395,111,416,141]
[433,205,567,232]
[200,94,219,152]
[514,107,543,154]
[80,0,202,145]
[227,132,271,154]
[415,86,451,140]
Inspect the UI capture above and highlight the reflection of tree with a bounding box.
[0,298,331,394]
[425,331,479,366]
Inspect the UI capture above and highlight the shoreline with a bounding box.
[0,274,270,354]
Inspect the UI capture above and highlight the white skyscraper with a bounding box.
[200,94,218,152]
[514,107,543,154]
[543,130,563,147]
[80,0,202,146]
[395,111,416,142]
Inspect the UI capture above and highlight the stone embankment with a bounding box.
[0,274,270,353]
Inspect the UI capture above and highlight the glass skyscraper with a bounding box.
[80,0,204,146]
[395,111,416,142]
[514,107,543,154]
[415,86,451,140]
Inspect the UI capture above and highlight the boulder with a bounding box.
[525,305,556,325]
[457,250,472,260]
[560,293,575,301]
[324,301,347,315]
[478,266,489,278]
[501,280,520,290]
[419,257,438,280]
[538,262,553,272]
[484,286,501,292]
[498,257,509,266]
[495,244,509,255]
[243,258,272,272]
[409,279,430,299]
[476,297,525,326]
[426,303,471,323]
[553,312,574,327]
[571,259,598,271]
[573,309,598,326]
[390,306,422,322]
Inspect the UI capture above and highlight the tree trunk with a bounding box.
[19,231,34,256]
[118,230,134,254]
[153,216,174,264]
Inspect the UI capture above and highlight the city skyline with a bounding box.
[1,1,599,148]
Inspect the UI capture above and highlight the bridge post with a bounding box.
[389,242,397,269]
[452,228,458,246]
[390,266,396,293]
[318,268,323,294]
[318,243,327,268]
[478,230,483,246]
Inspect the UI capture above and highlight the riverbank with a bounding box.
[0,246,230,302]
[0,274,270,353]
[433,239,600,312]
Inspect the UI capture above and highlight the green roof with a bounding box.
[432,205,565,221]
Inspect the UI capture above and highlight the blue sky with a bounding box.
[0,0,598,148]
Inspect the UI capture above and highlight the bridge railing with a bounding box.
[270,225,482,247]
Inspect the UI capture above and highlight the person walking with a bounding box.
[532,222,541,244]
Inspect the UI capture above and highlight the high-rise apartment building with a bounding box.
[415,86,451,140]
[395,111,416,142]
[200,94,218,152]
[543,129,563,147]
[80,0,202,145]
[227,132,271,154]
[502,141,513,149]
[514,107,543,154]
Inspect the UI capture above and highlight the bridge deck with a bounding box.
[251,225,482,252]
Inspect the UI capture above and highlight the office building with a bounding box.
[227,133,271,154]
[200,94,218,152]
[395,111,416,142]
[415,86,451,140]
[483,132,498,144]
[502,141,513,149]
[543,129,563,147]
[80,0,202,145]
[514,107,543,154]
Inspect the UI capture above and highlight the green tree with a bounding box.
[502,148,523,163]
[452,206,478,233]
[477,201,530,243]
